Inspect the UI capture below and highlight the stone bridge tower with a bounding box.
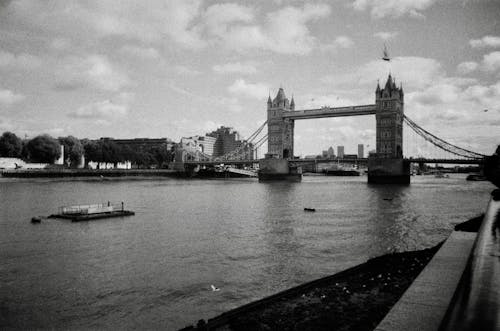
[375,74,404,158]
[369,74,410,183]
[267,88,295,159]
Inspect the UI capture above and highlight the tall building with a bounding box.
[358,144,364,158]
[207,126,254,159]
[337,146,344,158]
[328,146,335,158]
[375,74,404,158]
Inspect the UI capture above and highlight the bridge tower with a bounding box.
[375,74,404,158]
[267,88,295,159]
[369,74,410,183]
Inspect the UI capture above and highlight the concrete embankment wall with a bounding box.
[0,169,185,178]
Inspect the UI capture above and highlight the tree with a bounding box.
[0,132,23,158]
[58,136,84,167]
[26,134,61,163]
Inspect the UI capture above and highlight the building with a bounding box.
[328,146,335,158]
[358,144,364,158]
[180,136,216,156]
[207,126,254,160]
[99,137,175,152]
[337,146,345,159]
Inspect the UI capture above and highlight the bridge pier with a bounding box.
[367,157,410,184]
[258,157,302,182]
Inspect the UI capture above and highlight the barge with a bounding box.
[48,202,135,222]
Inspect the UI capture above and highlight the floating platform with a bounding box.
[48,210,135,222]
[47,202,135,222]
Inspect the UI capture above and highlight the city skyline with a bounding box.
[1,1,499,156]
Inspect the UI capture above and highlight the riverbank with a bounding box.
[181,243,443,331]
[0,168,255,179]
[0,169,182,178]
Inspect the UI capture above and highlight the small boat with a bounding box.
[466,174,487,181]
[31,216,42,223]
[383,198,393,201]
[304,208,316,212]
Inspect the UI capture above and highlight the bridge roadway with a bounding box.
[184,157,484,166]
[282,104,376,120]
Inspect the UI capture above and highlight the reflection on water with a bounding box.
[0,175,494,329]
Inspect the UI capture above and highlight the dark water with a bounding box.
[0,175,494,330]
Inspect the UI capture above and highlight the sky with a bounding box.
[0,0,499,157]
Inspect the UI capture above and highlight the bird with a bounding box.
[382,43,391,61]
[210,285,220,292]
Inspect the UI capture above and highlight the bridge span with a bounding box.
[282,104,376,120]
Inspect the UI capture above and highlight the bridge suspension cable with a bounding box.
[403,115,486,159]
[214,120,268,161]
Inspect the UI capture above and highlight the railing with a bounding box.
[59,202,124,215]
[439,189,500,331]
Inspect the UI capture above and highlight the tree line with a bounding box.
[0,132,173,168]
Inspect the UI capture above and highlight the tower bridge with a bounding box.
[263,74,408,183]
[178,73,486,183]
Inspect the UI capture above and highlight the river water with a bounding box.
[0,175,494,330]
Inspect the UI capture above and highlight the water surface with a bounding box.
[0,175,493,329]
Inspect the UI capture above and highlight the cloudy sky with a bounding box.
[1,0,499,156]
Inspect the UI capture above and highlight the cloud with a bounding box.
[4,0,205,49]
[120,45,160,60]
[457,61,478,75]
[204,3,331,55]
[54,55,129,92]
[374,31,398,41]
[469,35,500,48]
[321,36,354,52]
[173,65,201,76]
[0,88,25,106]
[69,99,129,119]
[323,56,444,91]
[213,62,257,75]
[227,79,269,99]
[481,51,500,72]
[353,0,436,18]
[0,51,41,70]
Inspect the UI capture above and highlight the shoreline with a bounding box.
[181,243,445,331]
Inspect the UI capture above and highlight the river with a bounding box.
[0,175,494,329]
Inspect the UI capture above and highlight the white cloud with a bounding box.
[120,45,160,60]
[323,56,444,91]
[374,31,398,41]
[0,51,41,70]
[213,62,257,75]
[469,35,500,48]
[227,79,269,99]
[457,61,478,75]
[5,0,206,49]
[204,3,331,55]
[54,55,129,92]
[353,0,436,18]
[69,99,129,119]
[481,51,500,72]
[321,36,354,52]
[173,65,201,76]
[0,88,25,106]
